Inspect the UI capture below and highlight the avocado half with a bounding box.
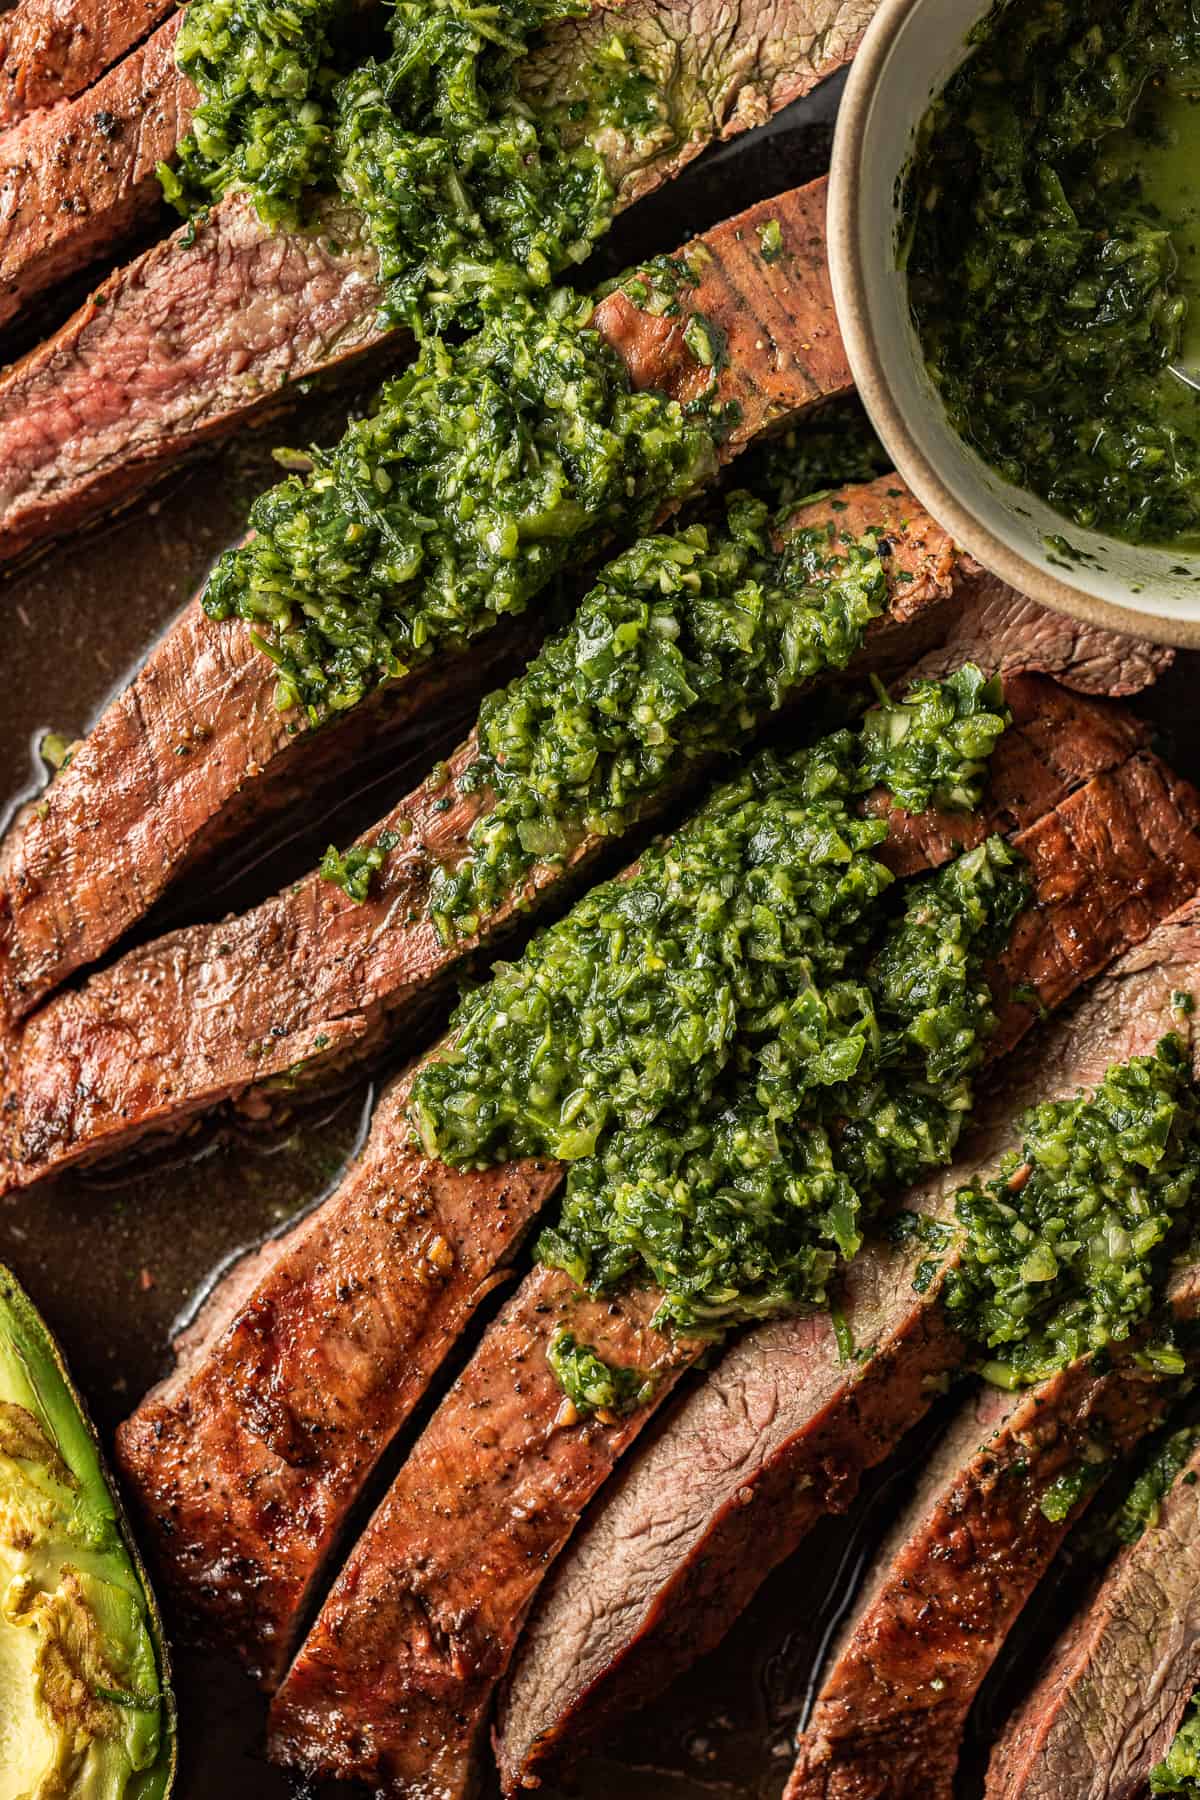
[0,1264,175,1799]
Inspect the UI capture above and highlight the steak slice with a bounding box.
[269,1264,699,1797]
[0,478,984,1188]
[113,695,1163,1691]
[785,1293,1200,1799]
[0,0,177,126]
[271,808,1200,1800]
[0,177,849,1029]
[0,0,868,567]
[0,610,1156,1194]
[0,11,185,329]
[494,888,1200,1792]
[986,1332,1200,1797]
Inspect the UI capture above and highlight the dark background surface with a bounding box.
[0,63,1196,1800]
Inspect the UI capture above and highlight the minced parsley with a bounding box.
[319,828,401,902]
[411,685,1026,1334]
[906,0,1200,548]
[944,1036,1200,1387]
[1154,1694,1200,1793]
[202,291,714,721]
[546,1332,654,1417]
[166,0,648,330]
[1115,1424,1200,1545]
[857,666,1009,814]
[536,835,1024,1333]
[428,495,893,928]
[163,0,344,227]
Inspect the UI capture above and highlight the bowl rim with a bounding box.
[826,0,1200,652]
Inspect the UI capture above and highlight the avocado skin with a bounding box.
[0,1262,176,1799]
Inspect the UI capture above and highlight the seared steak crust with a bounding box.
[0,11,186,327]
[275,780,1200,1798]
[786,1318,1198,1799]
[0,179,847,1030]
[495,882,1200,1793]
[116,1068,565,1684]
[0,0,176,125]
[268,1266,699,1797]
[113,693,1158,1691]
[0,478,971,1185]
[0,0,860,569]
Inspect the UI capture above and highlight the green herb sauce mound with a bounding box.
[202,290,714,720]
[546,1332,654,1418]
[429,498,893,930]
[411,677,1025,1333]
[167,0,624,328]
[428,399,905,932]
[944,1034,1200,1387]
[163,0,344,227]
[1114,1423,1200,1545]
[906,0,1200,547]
[1154,1692,1200,1793]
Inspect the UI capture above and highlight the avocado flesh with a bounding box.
[0,1269,173,1799]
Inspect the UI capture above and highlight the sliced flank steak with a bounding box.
[117,715,1200,1710]
[0,0,868,567]
[270,818,1200,1800]
[495,893,1200,1794]
[0,478,1011,1190]
[0,0,177,126]
[0,177,849,1032]
[0,10,185,329]
[0,598,1161,1194]
[786,1282,1200,1799]
[986,1337,1200,1798]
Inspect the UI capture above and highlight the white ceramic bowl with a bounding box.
[827,0,1200,649]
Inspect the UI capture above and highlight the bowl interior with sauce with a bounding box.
[827,0,1200,648]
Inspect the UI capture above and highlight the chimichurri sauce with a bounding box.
[906,0,1200,550]
[412,676,1023,1335]
[202,291,713,719]
[1154,1691,1200,1792]
[165,0,658,332]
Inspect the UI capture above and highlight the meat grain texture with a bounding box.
[496,861,1200,1791]
[0,0,177,124]
[0,10,187,326]
[0,0,869,564]
[113,679,1167,1694]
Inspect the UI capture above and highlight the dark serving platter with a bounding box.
[1,65,1196,1800]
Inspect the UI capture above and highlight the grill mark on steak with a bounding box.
[271,784,1200,1800]
[0,477,978,1188]
[0,11,186,329]
[785,1284,1200,1799]
[0,0,870,569]
[111,695,1161,1692]
[493,888,1200,1793]
[0,179,850,1029]
[0,0,177,126]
